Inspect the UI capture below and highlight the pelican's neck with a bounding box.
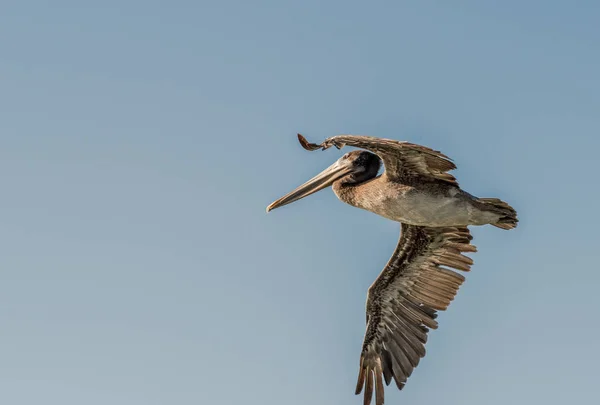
[332,175,383,210]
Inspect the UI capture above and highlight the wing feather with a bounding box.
[355,224,477,405]
[298,134,459,185]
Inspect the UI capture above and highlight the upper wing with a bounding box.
[355,224,477,405]
[298,134,458,185]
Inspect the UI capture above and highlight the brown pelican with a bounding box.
[266,134,518,405]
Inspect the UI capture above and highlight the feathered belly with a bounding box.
[366,192,473,227]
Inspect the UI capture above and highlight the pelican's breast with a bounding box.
[336,177,474,226]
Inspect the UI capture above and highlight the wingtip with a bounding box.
[297,133,321,151]
[355,357,366,395]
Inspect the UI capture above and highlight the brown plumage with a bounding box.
[354,224,476,405]
[295,134,518,229]
[266,134,519,405]
[298,133,459,186]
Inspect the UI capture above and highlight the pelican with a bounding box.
[266,134,518,405]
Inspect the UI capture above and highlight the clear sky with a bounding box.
[1,1,599,404]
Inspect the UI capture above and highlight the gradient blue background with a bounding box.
[1,1,598,404]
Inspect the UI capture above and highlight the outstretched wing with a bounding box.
[298,134,458,185]
[355,224,477,405]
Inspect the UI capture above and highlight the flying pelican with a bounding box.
[266,134,518,405]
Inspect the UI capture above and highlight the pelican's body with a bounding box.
[266,134,518,405]
[333,174,500,227]
[267,134,517,230]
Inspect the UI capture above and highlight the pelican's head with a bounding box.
[266,150,381,213]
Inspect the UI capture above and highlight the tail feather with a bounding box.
[479,198,518,230]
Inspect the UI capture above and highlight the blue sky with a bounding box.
[1,1,599,404]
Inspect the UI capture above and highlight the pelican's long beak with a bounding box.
[266,160,353,212]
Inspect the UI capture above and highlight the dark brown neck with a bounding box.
[332,176,382,209]
[332,181,358,207]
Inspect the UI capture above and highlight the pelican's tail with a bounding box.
[479,198,518,230]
